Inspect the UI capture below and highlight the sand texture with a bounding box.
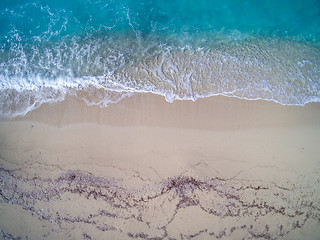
[0,94,320,239]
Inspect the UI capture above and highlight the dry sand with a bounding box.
[0,94,320,239]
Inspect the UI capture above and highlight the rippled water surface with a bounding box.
[1,0,320,117]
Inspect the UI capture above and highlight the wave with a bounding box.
[0,34,320,119]
[1,0,320,118]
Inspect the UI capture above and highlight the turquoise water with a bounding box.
[1,0,320,117]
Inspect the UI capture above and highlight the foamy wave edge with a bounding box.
[1,82,319,120]
[1,38,320,119]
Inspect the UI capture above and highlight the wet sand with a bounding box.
[0,94,320,239]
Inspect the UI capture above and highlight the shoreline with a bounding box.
[1,94,320,239]
[14,93,320,128]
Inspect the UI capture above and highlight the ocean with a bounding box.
[1,0,320,118]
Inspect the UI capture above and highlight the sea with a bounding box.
[1,0,320,118]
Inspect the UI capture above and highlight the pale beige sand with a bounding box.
[0,94,320,240]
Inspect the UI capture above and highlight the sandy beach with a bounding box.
[0,94,320,239]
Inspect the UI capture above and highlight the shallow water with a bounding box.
[1,0,320,118]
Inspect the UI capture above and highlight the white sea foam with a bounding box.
[0,35,320,119]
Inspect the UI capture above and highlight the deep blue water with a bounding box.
[1,0,320,117]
